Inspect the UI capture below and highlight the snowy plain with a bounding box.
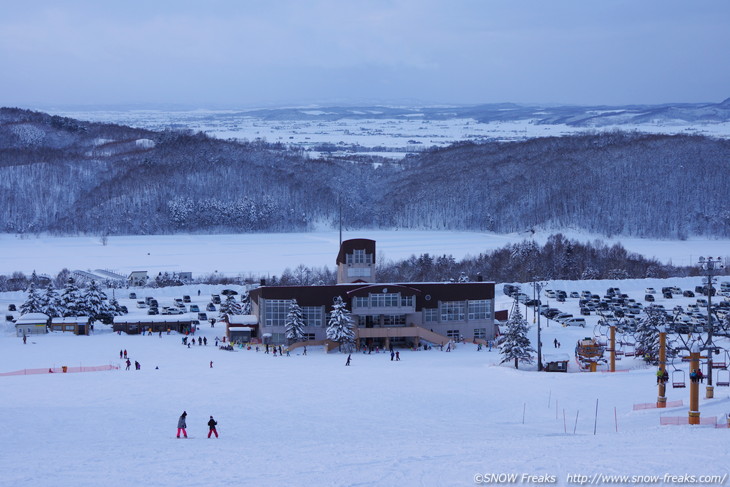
[2,233,730,486]
[1,229,729,278]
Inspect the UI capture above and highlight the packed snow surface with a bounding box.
[2,230,728,277]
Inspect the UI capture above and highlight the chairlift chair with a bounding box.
[716,369,730,387]
[672,369,686,388]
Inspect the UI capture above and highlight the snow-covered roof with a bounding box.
[15,313,49,324]
[113,316,195,324]
[229,326,253,332]
[227,315,258,325]
[543,353,571,363]
[51,317,88,324]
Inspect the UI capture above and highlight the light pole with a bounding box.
[531,279,548,371]
[698,256,725,399]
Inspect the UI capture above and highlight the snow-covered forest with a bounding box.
[1,108,730,238]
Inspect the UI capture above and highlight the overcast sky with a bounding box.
[1,0,728,109]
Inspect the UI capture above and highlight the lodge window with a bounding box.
[370,293,399,307]
[424,308,439,322]
[347,267,371,277]
[441,301,465,321]
[302,306,324,327]
[346,249,373,264]
[474,328,486,339]
[468,300,490,320]
[383,315,406,326]
[264,299,291,326]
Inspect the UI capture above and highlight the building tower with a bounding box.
[336,239,376,284]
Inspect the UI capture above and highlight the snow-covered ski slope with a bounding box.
[3,277,730,485]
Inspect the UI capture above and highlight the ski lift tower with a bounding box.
[698,256,724,399]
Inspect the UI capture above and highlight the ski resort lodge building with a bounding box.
[244,239,496,348]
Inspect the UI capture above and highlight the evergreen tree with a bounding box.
[81,280,113,323]
[240,289,252,315]
[39,283,63,318]
[498,301,536,369]
[636,306,663,364]
[20,283,43,315]
[284,299,306,345]
[218,293,242,319]
[326,296,355,352]
[60,278,82,317]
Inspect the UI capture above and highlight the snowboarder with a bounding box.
[207,416,218,438]
[177,411,188,438]
[346,354,351,366]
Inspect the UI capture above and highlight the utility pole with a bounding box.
[531,279,548,371]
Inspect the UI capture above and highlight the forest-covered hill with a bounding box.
[1,107,729,237]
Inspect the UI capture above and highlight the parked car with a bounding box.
[645,294,655,302]
[183,295,191,303]
[136,300,147,308]
[662,291,673,299]
[119,306,128,314]
[147,307,159,315]
[197,312,208,321]
[174,298,185,307]
[580,307,591,316]
[683,290,695,297]
[189,304,200,312]
[206,303,216,312]
[211,294,221,304]
[645,288,656,294]
[8,304,16,311]
[569,292,580,298]
[563,317,586,327]
[128,292,137,299]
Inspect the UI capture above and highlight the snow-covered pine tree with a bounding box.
[60,278,82,317]
[498,300,536,369]
[240,289,252,315]
[39,283,63,318]
[636,306,664,364]
[326,296,355,352]
[218,294,243,320]
[81,280,113,323]
[284,299,306,345]
[20,283,43,315]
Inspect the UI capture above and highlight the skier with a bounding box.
[346,354,351,366]
[207,416,218,438]
[554,338,558,348]
[177,411,188,438]
[210,361,213,368]
[124,350,127,359]
[119,350,123,359]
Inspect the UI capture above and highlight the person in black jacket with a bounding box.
[207,416,218,438]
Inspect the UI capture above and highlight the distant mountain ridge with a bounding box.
[1,107,729,238]
[172,98,730,127]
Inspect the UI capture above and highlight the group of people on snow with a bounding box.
[177,411,218,438]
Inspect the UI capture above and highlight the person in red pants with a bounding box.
[177,411,188,438]
[207,416,218,438]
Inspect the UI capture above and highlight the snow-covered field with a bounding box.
[46,108,730,159]
[2,230,729,278]
[3,270,730,485]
